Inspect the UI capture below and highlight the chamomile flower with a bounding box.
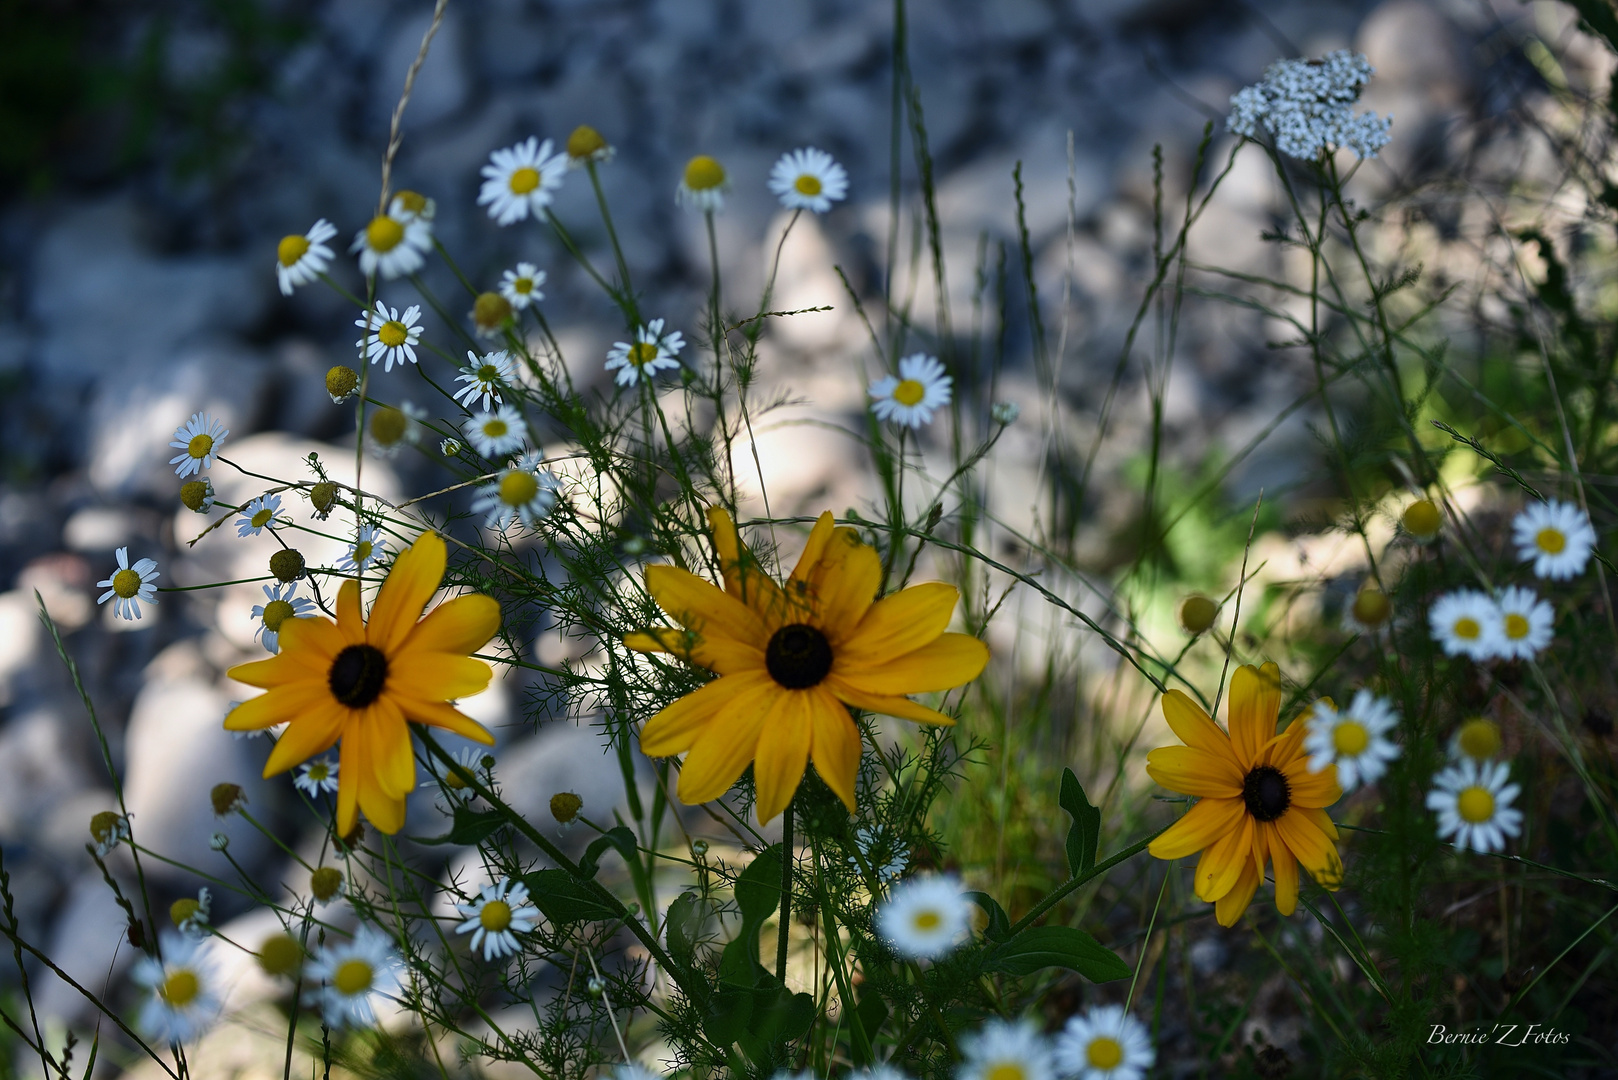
[169,888,212,937]
[90,811,130,856]
[355,303,423,372]
[428,747,494,797]
[276,219,337,296]
[454,350,515,411]
[337,524,389,575]
[252,581,316,654]
[1491,586,1554,660]
[479,137,567,225]
[1304,691,1402,792]
[870,354,952,428]
[472,454,561,531]
[498,263,546,310]
[1450,717,1503,763]
[605,319,685,386]
[676,155,729,212]
[850,825,908,885]
[295,756,340,796]
[1428,589,1499,661]
[132,933,222,1045]
[876,875,972,959]
[236,494,289,538]
[1054,1005,1156,1080]
[169,412,228,477]
[1342,587,1392,635]
[306,925,401,1028]
[768,147,849,213]
[97,548,160,621]
[565,124,615,168]
[464,405,528,458]
[454,878,539,961]
[388,189,435,221]
[1427,758,1523,853]
[471,292,514,338]
[1513,499,1597,580]
[958,1020,1054,1080]
[350,207,432,280]
[367,402,425,458]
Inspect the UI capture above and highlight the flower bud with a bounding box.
[310,866,345,903]
[180,478,215,513]
[472,292,513,337]
[690,839,709,859]
[1179,594,1219,634]
[209,832,230,851]
[269,549,305,584]
[326,365,359,403]
[1402,499,1442,541]
[257,932,303,978]
[567,124,610,162]
[991,401,1021,425]
[549,792,583,824]
[586,976,606,998]
[308,481,339,519]
[210,783,245,817]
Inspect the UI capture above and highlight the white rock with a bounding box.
[32,872,132,1023]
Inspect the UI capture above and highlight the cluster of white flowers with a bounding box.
[1428,586,1554,661]
[1227,50,1393,160]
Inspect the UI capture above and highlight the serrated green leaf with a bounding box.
[1059,768,1101,875]
[986,925,1130,982]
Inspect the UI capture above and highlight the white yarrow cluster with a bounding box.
[1228,50,1392,160]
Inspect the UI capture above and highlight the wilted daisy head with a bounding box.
[1402,498,1443,542]
[252,580,315,653]
[566,124,614,167]
[1450,717,1503,763]
[1343,586,1392,634]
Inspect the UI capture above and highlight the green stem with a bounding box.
[777,798,794,982]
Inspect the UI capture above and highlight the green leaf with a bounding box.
[413,805,505,847]
[665,891,702,969]
[1059,768,1101,876]
[852,993,889,1063]
[965,891,1011,942]
[732,844,782,923]
[578,825,638,877]
[522,869,617,924]
[702,987,753,1046]
[986,926,1131,982]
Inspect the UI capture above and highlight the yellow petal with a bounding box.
[1281,756,1342,809]
[1227,663,1281,768]
[363,792,407,835]
[646,565,770,643]
[369,697,416,799]
[262,702,346,776]
[803,526,881,632]
[227,685,324,731]
[1274,808,1340,882]
[336,725,363,836]
[1149,796,1243,860]
[623,627,765,676]
[836,582,959,660]
[386,652,493,702]
[1270,829,1299,916]
[752,691,813,824]
[785,511,837,587]
[396,698,496,745]
[1214,854,1262,927]
[404,594,500,655]
[1161,690,1238,763]
[676,685,781,805]
[833,633,988,695]
[705,506,788,625]
[824,676,958,726]
[369,531,446,654]
[1196,814,1254,902]
[808,689,860,813]
[639,672,774,757]
[1303,805,1341,842]
[335,579,365,645]
[227,654,314,689]
[279,614,346,659]
[1144,746,1244,798]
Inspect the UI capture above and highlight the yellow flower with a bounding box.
[1146,663,1343,927]
[626,508,988,822]
[225,533,500,835]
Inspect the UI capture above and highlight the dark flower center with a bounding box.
[1242,765,1291,822]
[329,645,389,708]
[765,624,833,689]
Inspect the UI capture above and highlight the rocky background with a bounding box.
[0,0,1568,1072]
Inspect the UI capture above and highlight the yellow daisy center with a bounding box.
[477,364,501,382]
[372,408,406,445]
[310,866,344,901]
[1332,720,1370,756]
[513,277,533,294]
[684,155,726,190]
[1403,499,1441,537]
[307,761,329,781]
[170,898,201,926]
[986,1063,1026,1080]
[481,419,509,439]
[334,958,373,996]
[366,215,404,252]
[1452,617,1480,640]
[479,899,513,932]
[508,166,540,194]
[1457,786,1495,824]
[257,933,302,977]
[1351,589,1391,627]
[444,765,470,790]
[161,969,200,1007]
[393,189,428,214]
[262,599,296,632]
[1086,1036,1124,1070]
[326,366,358,400]
[278,234,310,267]
[378,320,409,348]
[629,342,660,367]
[474,292,512,329]
[1536,527,1566,554]
[187,433,214,459]
[911,909,942,931]
[500,471,540,507]
[1457,718,1501,760]
[251,508,274,529]
[893,378,926,406]
[112,568,142,598]
[1180,594,1218,632]
[1503,612,1530,640]
[352,539,374,564]
[794,173,822,196]
[567,125,607,159]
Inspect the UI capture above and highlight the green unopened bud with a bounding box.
[257,932,303,977]
[308,481,339,519]
[309,866,344,903]
[1179,595,1219,635]
[180,478,215,513]
[549,792,583,824]
[269,549,305,583]
[690,839,709,859]
[327,365,359,403]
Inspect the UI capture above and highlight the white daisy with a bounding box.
[350,208,433,280]
[168,412,229,477]
[1450,717,1503,763]
[132,933,222,1045]
[479,137,567,225]
[388,189,436,221]
[676,154,730,213]
[1513,499,1597,580]
[1491,586,1554,661]
[957,1020,1054,1080]
[454,350,516,411]
[1304,690,1402,792]
[876,874,972,959]
[97,547,160,621]
[499,263,546,310]
[428,747,494,797]
[565,124,614,168]
[1426,758,1523,854]
[768,147,849,213]
[1053,1005,1156,1080]
[89,811,130,856]
[276,218,337,296]
[1342,587,1392,635]
[850,825,908,885]
[295,756,339,796]
[605,319,685,386]
[1427,589,1499,661]
[355,303,424,372]
[251,580,315,653]
[367,402,425,458]
[472,455,562,531]
[170,887,212,937]
[870,354,952,428]
[337,524,389,575]
[454,878,540,961]
[464,404,528,458]
[236,494,288,538]
[306,924,401,1028]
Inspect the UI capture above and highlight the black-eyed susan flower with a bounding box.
[1053,1005,1155,1080]
[876,874,971,958]
[1427,759,1522,853]
[1513,499,1596,580]
[97,547,160,621]
[626,508,989,822]
[307,925,400,1027]
[132,933,221,1045]
[676,154,729,212]
[275,218,337,296]
[869,354,952,429]
[463,405,528,459]
[224,531,500,835]
[606,318,685,386]
[768,147,849,213]
[169,411,228,477]
[471,454,561,532]
[1147,663,1344,927]
[252,581,315,653]
[479,137,566,225]
[355,302,423,372]
[350,206,431,279]
[454,877,538,961]
[498,263,546,310]
[1303,689,1401,791]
